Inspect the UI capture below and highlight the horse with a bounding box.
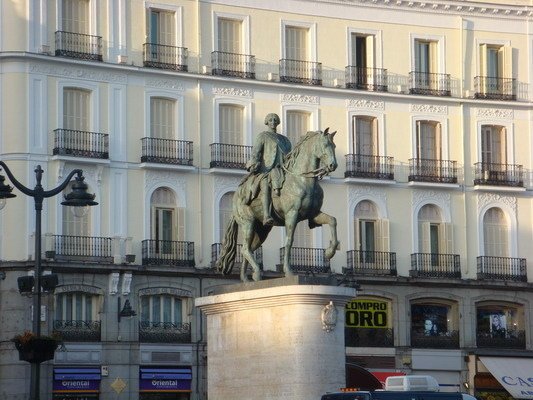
[216,128,340,282]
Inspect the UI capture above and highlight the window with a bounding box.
[293,222,313,248]
[55,292,97,321]
[480,44,511,79]
[414,39,437,74]
[150,97,175,140]
[418,204,452,255]
[285,110,310,145]
[219,192,241,242]
[219,104,244,144]
[483,207,508,257]
[62,0,90,34]
[217,18,242,54]
[140,295,184,325]
[63,88,90,131]
[416,121,441,160]
[481,125,506,166]
[345,297,393,347]
[62,181,91,236]
[352,116,377,156]
[151,188,184,251]
[148,9,176,46]
[353,201,389,258]
[476,303,522,339]
[411,302,458,338]
[350,34,374,69]
[285,26,309,61]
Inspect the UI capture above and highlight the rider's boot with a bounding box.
[261,180,274,225]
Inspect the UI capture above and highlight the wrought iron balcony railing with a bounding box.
[408,158,457,184]
[411,330,459,349]
[477,256,527,282]
[345,154,394,180]
[346,250,397,276]
[55,31,102,61]
[141,137,193,166]
[142,240,195,267]
[211,51,255,79]
[476,329,525,349]
[409,71,451,96]
[410,253,461,279]
[143,43,188,71]
[279,59,322,86]
[277,247,330,274]
[53,320,101,342]
[345,66,388,92]
[210,143,252,170]
[53,129,109,159]
[345,328,394,347]
[473,162,523,187]
[211,243,263,269]
[139,321,192,343]
[474,76,516,101]
[50,235,113,263]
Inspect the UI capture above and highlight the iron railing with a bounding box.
[411,330,460,349]
[345,328,394,347]
[141,138,193,166]
[51,235,113,262]
[408,158,457,184]
[143,43,188,71]
[409,71,451,96]
[211,243,263,268]
[345,154,394,180]
[210,143,252,169]
[279,59,322,86]
[53,320,101,342]
[53,129,109,159]
[139,321,192,343]
[474,76,516,101]
[410,253,461,279]
[142,240,195,267]
[55,31,102,61]
[211,51,255,79]
[473,162,523,187]
[277,247,330,274]
[345,66,388,92]
[477,256,527,282]
[476,329,525,349]
[346,250,397,276]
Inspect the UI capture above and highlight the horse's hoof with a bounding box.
[325,241,340,259]
[241,274,250,283]
[252,270,262,281]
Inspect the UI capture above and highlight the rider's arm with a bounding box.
[246,133,265,172]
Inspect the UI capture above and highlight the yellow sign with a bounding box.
[345,299,390,328]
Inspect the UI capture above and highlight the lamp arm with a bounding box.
[42,169,83,199]
[0,161,35,197]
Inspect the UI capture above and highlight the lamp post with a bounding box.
[0,162,98,400]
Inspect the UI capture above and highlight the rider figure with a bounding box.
[246,113,292,225]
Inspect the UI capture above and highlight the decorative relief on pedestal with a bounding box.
[146,78,184,91]
[321,301,338,333]
[212,86,253,98]
[346,99,384,111]
[410,104,448,115]
[412,190,451,215]
[280,93,319,105]
[214,176,241,202]
[477,193,516,213]
[30,63,127,83]
[348,186,388,217]
[476,108,513,120]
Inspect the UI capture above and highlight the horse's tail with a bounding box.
[216,216,238,275]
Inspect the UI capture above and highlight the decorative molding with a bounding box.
[280,93,319,105]
[145,171,187,196]
[321,301,338,333]
[477,193,517,213]
[476,108,514,120]
[348,186,388,218]
[410,104,448,115]
[139,287,192,298]
[214,176,241,202]
[412,190,451,221]
[212,86,253,98]
[29,63,127,83]
[121,272,132,296]
[346,99,384,111]
[55,285,104,295]
[109,272,120,296]
[146,78,184,91]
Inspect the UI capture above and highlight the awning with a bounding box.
[53,367,101,394]
[480,357,533,399]
[139,367,192,393]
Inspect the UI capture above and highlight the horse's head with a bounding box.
[313,127,338,173]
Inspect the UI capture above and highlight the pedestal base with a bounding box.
[195,276,356,400]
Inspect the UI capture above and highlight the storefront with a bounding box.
[475,357,533,400]
[52,367,101,400]
[139,367,192,400]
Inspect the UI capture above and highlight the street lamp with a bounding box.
[0,162,97,400]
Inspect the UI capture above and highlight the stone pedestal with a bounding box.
[195,276,356,400]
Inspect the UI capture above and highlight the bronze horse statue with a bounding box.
[217,128,340,282]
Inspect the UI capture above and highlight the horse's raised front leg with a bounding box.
[312,212,340,260]
[283,211,299,277]
[240,223,262,282]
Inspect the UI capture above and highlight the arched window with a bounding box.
[345,297,393,348]
[417,204,451,255]
[140,294,183,325]
[354,200,378,253]
[483,207,508,257]
[54,291,101,341]
[410,299,459,348]
[139,293,191,342]
[151,187,184,245]
[219,192,237,242]
[150,97,176,139]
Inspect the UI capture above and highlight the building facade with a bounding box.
[1,0,533,399]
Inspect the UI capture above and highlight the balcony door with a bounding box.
[64,88,90,131]
[148,9,175,46]
[481,125,506,171]
[416,121,441,161]
[285,26,308,61]
[62,0,90,34]
[480,44,512,91]
[218,18,242,54]
[353,201,389,264]
[483,207,509,258]
[62,181,91,237]
[285,110,310,146]
[418,205,452,264]
[350,34,374,86]
[219,104,243,145]
[151,188,184,255]
[150,97,175,140]
[414,40,437,88]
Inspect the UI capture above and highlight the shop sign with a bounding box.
[53,367,101,394]
[345,299,389,328]
[53,379,100,392]
[139,368,192,393]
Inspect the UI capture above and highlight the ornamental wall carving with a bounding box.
[348,186,388,218]
[55,285,104,295]
[411,190,451,220]
[146,78,184,91]
[30,63,127,83]
[145,171,187,204]
[212,86,253,98]
[139,287,192,297]
[410,104,448,115]
[476,108,514,120]
[346,99,385,111]
[214,176,240,202]
[477,193,517,213]
[280,93,320,105]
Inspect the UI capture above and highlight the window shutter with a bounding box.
[353,218,361,251]
[64,88,90,131]
[219,104,243,144]
[286,111,310,145]
[366,35,374,69]
[218,18,241,53]
[372,117,379,156]
[377,219,390,252]
[285,26,307,60]
[176,207,185,241]
[63,0,90,34]
[430,41,438,73]
[438,223,453,254]
[498,46,512,79]
[416,120,422,159]
[151,98,175,139]
[500,127,507,164]
[419,221,431,253]
[435,122,442,161]
[479,44,488,77]
[350,33,358,66]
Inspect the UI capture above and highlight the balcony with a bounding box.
[474,76,516,101]
[345,66,388,92]
[53,320,101,342]
[346,250,397,276]
[142,240,195,267]
[139,321,191,343]
[141,138,193,166]
[345,328,394,347]
[211,243,263,269]
[50,235,113,263]
[476,329,525,349]
[409,71,451,96]
[408,158,457,184]
[211,51,255,79]
[277,247,330,274]
[345,154,394,181]
[143,43,188,71]
[279,59,322,86]
[210,143,252,170]
[53,129,109,159]
[473,162,523,187]
[477,256,527,282]
[410,253,461,279]
[411,330,459,349]
[55,31,102,61]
